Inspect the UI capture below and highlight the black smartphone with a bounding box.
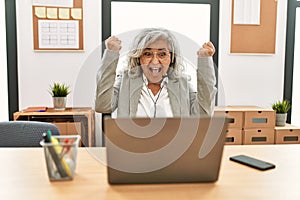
[229,155,276,171]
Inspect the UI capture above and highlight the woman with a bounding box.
[95,28,217,118]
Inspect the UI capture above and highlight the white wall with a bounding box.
[218,0,287,108]
[16,0,102,145]
[16,0,101,109]
[16,0,288,145]
[0,0,9,121]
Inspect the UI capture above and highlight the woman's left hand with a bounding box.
[197,41,215,57]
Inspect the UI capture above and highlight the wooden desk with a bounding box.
[14,107,95,147]
[1,145,300,199]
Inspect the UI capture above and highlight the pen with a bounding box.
[60,139,72,159]
[43,131,69,178]
[47,130,72,177]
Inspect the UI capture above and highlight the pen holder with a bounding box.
[40,135,81,181]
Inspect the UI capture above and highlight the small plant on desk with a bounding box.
[49,82,70,97]
[49,82,70,110]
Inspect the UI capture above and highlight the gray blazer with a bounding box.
[95,50,217,117]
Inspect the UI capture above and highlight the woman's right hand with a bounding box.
[105,36,122,52]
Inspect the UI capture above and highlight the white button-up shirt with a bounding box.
[136,74,174,118]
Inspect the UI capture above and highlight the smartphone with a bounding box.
[229,155,276,171]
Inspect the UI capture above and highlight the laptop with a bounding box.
[104,116,228,184]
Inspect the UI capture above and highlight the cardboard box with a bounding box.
[53,122,67,134]
[275,124,300,144]
[53,122,82,135]
[243,128,275,145]
[214,106,243,129]
[53,122,83,146]
[225,129,243,145]
[244,109,275,129]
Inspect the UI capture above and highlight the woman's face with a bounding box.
[139,39,171,83]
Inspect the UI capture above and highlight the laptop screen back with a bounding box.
[104,117,228,184]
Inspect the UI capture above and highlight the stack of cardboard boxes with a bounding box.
[215,106,300,145]
[242,107,275,144]
[214,106,244,145]
[215,106,275,145]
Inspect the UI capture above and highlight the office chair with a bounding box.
[0,121,60,147]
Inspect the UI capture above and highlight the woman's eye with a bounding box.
[158,52,167,57]
[143,52,152,57]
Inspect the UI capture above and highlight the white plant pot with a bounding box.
[276,113,287,126]
[53,97,67,110]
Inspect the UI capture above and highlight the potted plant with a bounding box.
[271,99,291,126]
[49,82,70,110]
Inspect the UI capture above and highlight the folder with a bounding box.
[24,107,47,112]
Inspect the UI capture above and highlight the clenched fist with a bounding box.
[105,36,122,52]
[197,41,215,57]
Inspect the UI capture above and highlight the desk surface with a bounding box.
[14,107,94,117]
[1,145,300,199]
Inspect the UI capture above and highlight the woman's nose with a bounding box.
[150,53,160,64]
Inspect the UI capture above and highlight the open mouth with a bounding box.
[149,67,162,74]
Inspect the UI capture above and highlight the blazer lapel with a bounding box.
[167,78,180,117]
[129,76,143,117]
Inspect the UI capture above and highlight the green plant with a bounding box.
[272,100,291,113]
[49,82,70,97]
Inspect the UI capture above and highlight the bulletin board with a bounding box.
[230,0,277,54]
[32,0,84,50]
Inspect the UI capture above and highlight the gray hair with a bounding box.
[126,28,183,78]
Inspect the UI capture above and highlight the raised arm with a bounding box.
[94,36,122,113]
[194,41,217,116]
